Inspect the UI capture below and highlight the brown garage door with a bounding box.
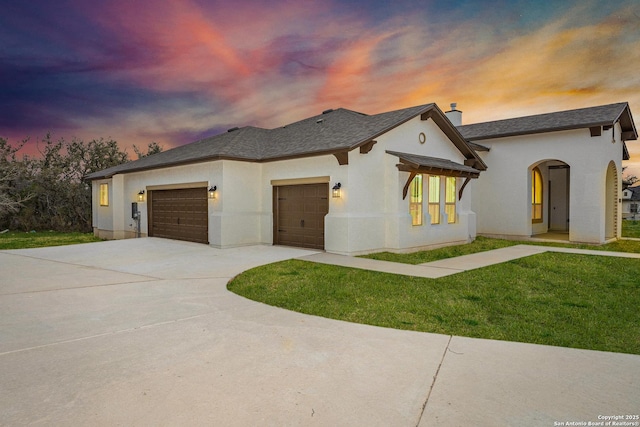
[274,183,328,249]
[149,188,208,244]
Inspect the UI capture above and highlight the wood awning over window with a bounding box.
[386,150,481,200]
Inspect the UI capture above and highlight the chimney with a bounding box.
[445,102,462,126]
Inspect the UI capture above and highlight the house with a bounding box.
[457,102,637,243]
[622,185,640,220]
[87,101,637,254]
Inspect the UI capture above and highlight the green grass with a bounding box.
[229,242,640,355]
[0,230,103,249]
[361,236,640,264]
[623,220,640,238]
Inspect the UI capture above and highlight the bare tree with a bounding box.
[0,138,33,219]
[622,166,638,189]
[2,134,163,231]
[133,141,163,159]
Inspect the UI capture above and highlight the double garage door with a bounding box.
[148,184,328,249]
[273,183,328,250]
[149,188,209,244]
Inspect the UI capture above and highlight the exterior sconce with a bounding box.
[137,190,145,202]
[208,186,217,199]
[332,183,342,198]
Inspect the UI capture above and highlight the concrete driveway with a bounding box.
[1,238,638,426]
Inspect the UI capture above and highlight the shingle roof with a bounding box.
[386,150,480,177]
[626,186,640,201]
[458,102,637,142]
[88,103,485,179]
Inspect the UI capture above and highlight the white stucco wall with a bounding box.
[93,162,222,241]
[472,124,624,243]
[92,114,478,254]
[321,115,475,255]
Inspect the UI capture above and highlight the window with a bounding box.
[531,167,543,223]
[445,177,456,223]
[100,183,109,206]
[428,175,440,224]
[632,203,638,214]
[409,174,423,226]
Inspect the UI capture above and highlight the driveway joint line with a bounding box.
[2,251,163,280]
[415,334,452,427]
[0,312,216,357]
[0,279,163,296]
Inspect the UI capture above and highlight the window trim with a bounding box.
[428,175,441,224]
[409,174,423,226]
[532,167,543,223]
[99,183,109,207]
[445,176,456,224]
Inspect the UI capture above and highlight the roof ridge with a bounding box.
[461,102,629,128]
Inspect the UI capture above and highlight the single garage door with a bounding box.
[149,188,208,244]
[274,183,328,249]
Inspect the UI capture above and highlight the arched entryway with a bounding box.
[605,161,619,240]
[529,160,570,237]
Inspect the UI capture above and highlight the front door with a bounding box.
[549,166,569,232]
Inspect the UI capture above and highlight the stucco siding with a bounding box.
[473,125,624,243]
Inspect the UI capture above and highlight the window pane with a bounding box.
[409,174,422,226]
[445,177,456,203]
[445,204,456,223]
[410,203,423,226]
[429,203,440,224]
[428,176,441,224]
[410,174,422,203]
[445,177,456,223]
[100,183,109,206]
[531,168,543,222]
[428,176,440,203]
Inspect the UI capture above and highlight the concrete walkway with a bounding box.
[300,244,640,277]
[1,238,639,426]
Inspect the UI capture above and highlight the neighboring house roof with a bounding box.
[88,103,486,179]
[458,102,637,160]
[625,185,640,201]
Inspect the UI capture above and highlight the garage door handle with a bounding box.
[177,218,180,224]
[300,219,305,227]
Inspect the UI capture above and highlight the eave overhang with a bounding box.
[387,150,481,178]
[386,150,481,200]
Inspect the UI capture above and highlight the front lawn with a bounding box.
[623,220,640,238]
[0,230,102,249]
[229,247,640,355]
[362,236,640,264]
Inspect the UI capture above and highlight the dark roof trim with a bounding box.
[459,102,638,142]
[88,103,487,179]
[623,142,630,161]
[468,141,490,152]
[386,150,481,178]
[420,105,487,171]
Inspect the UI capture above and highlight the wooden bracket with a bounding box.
[458,177,471,201]
[359,140,377,154]
[402,171,418,200]
[333,151,349,165]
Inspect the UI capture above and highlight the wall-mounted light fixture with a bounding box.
[137,190,145,202]
[332,182,342,198]
[208,185,217,199]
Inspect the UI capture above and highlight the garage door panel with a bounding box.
[150,188,208,244]
[274,183,328,250]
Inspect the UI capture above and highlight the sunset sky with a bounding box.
[1,0,639,175]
